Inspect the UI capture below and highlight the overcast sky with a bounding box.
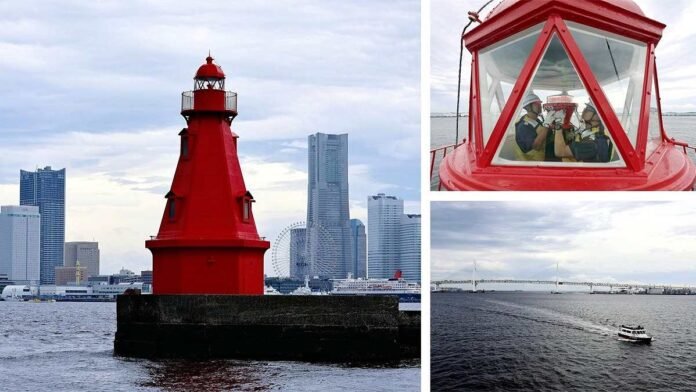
[432,201,696,289]
[431,0,696,113]
[0,1,420,275]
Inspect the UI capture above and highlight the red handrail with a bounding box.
[670,138,696,154]
[430,142,464,190]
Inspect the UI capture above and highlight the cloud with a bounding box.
[431,201,696,287]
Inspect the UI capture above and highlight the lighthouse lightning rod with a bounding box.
[456,0,495,144]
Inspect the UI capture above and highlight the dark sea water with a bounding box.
[430,116,696,189]
[431,292,696,392]
[0,302,419,392]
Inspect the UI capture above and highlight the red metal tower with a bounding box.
[146,55,270,295]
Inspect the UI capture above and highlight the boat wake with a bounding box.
[481,299,616,336]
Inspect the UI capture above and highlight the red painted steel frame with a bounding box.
[635,44,655,161]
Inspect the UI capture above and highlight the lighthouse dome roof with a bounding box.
[195,55,225,79]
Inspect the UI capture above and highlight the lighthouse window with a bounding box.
[478,24,543,146]
[242,198,250,222]
[568,23,647,148]
[181,136,189,158]
[646,75,662,158]
[168,199,176,220]
[492,34,625,168]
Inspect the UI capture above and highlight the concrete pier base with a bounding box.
[114,295,420,361]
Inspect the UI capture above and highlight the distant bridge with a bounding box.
[432,279,696,291]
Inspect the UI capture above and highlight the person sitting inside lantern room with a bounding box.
[514,92,559,162]
[553,102,614,163]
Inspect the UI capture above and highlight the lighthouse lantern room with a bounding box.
[439,0,696,190]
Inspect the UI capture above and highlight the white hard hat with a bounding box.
[522,92,542,109]
[584,101,597,114]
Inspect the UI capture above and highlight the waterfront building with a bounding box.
[54,264,88,286]
[368,194,403,279]
[350,219,367,278]
[0,205,41,284]
[367,194,421,281]
[20,166,66,284]
[110,268,141,284]
[306,133,353,278]
[64,242,100,279]
[399,214,421,281]
[140,270,153,285]
[0,273,13,292]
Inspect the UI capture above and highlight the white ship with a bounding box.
[618,325,653,343]
[331,271,421,302]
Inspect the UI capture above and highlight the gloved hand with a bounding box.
[553,110,566,124]
[542,110,556,128]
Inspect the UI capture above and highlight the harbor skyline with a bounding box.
[0,0,420,276]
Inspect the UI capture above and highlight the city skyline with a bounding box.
[0,1,420,275]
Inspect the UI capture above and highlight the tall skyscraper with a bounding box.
[350,219,367,278]
[0,205,41,284]
[64,242,100,279]
[20,166,66,284]
[367,194,403,279]
[367,194,421,281]
[399,214,421,281]
[306,133,353,279]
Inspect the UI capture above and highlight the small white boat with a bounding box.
[618,325,653,343]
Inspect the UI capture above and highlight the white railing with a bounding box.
[181,91,194,111]
[181,90,237,113]
[226,92,237,112]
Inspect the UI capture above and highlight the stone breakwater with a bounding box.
[115,294,420,362]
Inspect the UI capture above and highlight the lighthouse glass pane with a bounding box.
[478,24,543,146]
[493,35,625,167]
[568,23,647,148]
[180,136,189,158]
[646,75,663,158]
[243,199,250,221]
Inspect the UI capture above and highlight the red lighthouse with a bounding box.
[146,55,270,295]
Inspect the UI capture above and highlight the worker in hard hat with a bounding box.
[514,92,560,161]
[553,102,614,163]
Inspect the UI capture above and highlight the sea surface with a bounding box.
[0,302,420,392]
[431,292,696,392]
[430,116,696,189]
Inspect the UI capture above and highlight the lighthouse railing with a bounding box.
[181,91,194,111]
[430,142,463,190]
[225,92,238,113]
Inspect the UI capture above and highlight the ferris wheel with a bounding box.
[271,221,339,279]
